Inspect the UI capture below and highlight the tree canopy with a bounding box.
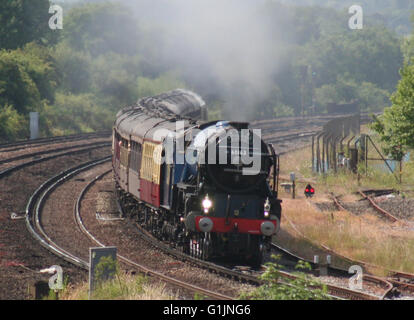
[371,64,414,160]
[0,0,411,141]
[0,0,58,49]
[371,13,414,159]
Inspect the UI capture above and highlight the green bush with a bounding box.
[0,44,58,114]
[0,104,28,142]
[240,255,331,300]
[42,92,114,135]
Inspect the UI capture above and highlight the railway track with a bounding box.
[287,196,414,297]
[265,131,316,145]
[75,167,234,300]
[251,112,375,135]
[0,131,111,153]
[107,122,385,300]
[0,133,111,299]
[2,115,393,300]
[22,150,382,300]
[0,140,111,167]
[116,191,387,300]
[357,190,403,224]
[26,157,234,300]
[0,142,111,179]
[270,242,392,300]
[25,157,112,268]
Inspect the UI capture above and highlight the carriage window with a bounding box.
[120,138,129,166]
[130,141,142,171]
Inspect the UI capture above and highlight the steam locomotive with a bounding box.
[112,89,282,265]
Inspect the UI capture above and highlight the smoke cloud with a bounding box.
[79,0,295,120]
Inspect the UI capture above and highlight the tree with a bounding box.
[42,92,113,135]
[61,2,139,56]
[0,0,58,49]
[371,64,414,160]
[299,27,403,92]
[315,76,391,113]
[53,42,91,94]
[278,0,413,35]
[357,82,390,112]
[401,14,414,64]
[90,53,141,108]
[0,43,58,114]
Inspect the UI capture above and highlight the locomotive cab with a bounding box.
[177,121,281,265]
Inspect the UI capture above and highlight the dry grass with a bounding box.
[275,125,414,274]
[277,198,414,276]
[61,273,177,300]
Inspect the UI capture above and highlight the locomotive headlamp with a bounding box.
[264,198,271,218]
[202,195,212,214]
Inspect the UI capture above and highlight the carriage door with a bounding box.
[162,163,172,208]
[151,144,162,207]
[113,132,121,183]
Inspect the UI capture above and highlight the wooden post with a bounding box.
[318,137,321,173]
[365,135,368,176]
[326,135,330,171]
[333,136,337,173]
[322,136,325,173]
[312,135,315,172]
[301,83,305,117]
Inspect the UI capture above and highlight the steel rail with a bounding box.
[258,113,397,299]
[0,140,111,166]
[25,157,112,269]
[74,170,233,300]
[265,132,316,144]
[358,190,403,224]
[118,197,262,284]
[24,156,232,301]
[0,142,111,179]
[0,131,111,151]
[19,114,383,299]
[258,122,394,299]
[282,204,395,299]
[332,194,414,294]
[252,112,376,127]
[114,191,386,300]
[25,113,377,299]
[108,123,382,300]
[269,242,390,300]
[19,122,327,299]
